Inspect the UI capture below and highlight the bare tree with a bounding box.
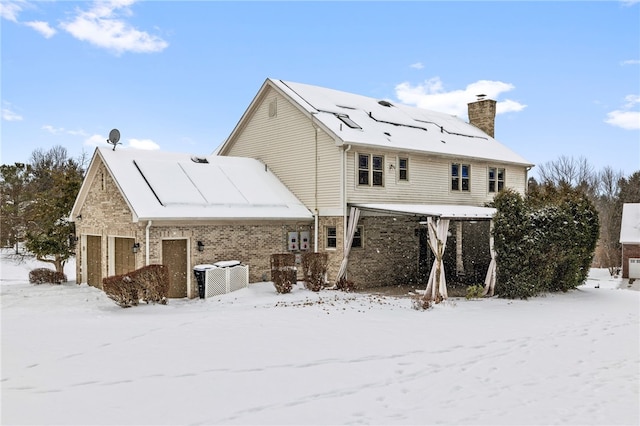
[537,155,596,194]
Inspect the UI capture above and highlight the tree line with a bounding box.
[530,155,640,275]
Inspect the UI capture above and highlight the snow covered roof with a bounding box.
[265,79,533,167]
[352,203,496,220]
[620,203,640,244]
[72,147,313,222]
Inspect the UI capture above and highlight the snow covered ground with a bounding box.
[1,251,638,425]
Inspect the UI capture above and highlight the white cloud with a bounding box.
[410,62,424,70]
[43,125,88,136]
[395,77,526,117]
[128,138,160,150]
[60,0,168,55]
[2,105,23,121]
[24,20,56,38]
[0,1,24,22]
[84,134,160,151]
[620,0,639,6]
[605,94,640,130]
[621,59,640,66]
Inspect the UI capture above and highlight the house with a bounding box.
[70,148,313,298]
[217,79,534,290]
[619,203,640,282]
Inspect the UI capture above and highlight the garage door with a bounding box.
[86,235,102,288]
[162,239,188,298]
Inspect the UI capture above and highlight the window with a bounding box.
[326,226,337,249]
[488,167,505,193]
[398,157,408,181]
[352,226,363,248]
[452,163,470,191]
[358,154,384,187]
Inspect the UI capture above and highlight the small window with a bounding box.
[488,167,505,193]
[398,157,408,181]
[452,163,470,191]
[358,154,369,185]
[372,155,384,186]
[326,226,337,249]
[336,114,361,129]
[352,226,363,248]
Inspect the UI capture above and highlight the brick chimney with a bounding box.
[467,94,497,138]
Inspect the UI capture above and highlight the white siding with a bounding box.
[346,149,528,206]
[224,87,342,210]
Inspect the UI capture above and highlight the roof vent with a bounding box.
[191,155,209,164]
[378,100,393,107]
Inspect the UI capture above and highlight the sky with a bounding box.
[2,251,639,425]
[1,0,639,180]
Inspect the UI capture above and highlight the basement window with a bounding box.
[335,114,361,129]
[326,226,337,249]
[352,226,363,248]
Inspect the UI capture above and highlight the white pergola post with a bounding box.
[483,219,497,296]
[424,217,450,302]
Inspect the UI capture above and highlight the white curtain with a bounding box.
[424,217,450,300]
[483,220,496,296]
[335,207,360,284]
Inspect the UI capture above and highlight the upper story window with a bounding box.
[326,226,337,249]
[488,167,505,193]
[452,163,470,191]
[358,154,384,187]
[398,157,408,181]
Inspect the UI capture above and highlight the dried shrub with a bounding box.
[301,252,328,292]
[270,253,296,294]
[465,284,485,300]
[336,277,356,292]
[102,264,169,308]
[411,294,432,311]
[29,268,67,284]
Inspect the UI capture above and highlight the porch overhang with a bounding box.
[350,204,496,220]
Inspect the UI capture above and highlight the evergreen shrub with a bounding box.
[492,186,599,299]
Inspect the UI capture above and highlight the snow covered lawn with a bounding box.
[1,252,638,425]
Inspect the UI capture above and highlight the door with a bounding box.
[162,239,188,298]
[114,237,136,276]
[86,235,102,288]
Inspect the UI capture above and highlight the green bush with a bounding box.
[465,285,484,300]
[492,186,599,299]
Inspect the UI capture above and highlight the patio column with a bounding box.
[483,220,497,296]
[424,217,450,302]
[335,206,360,285]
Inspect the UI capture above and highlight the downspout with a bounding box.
[342,144,352,244]
[314,124,319,252]
[145,220,152,265]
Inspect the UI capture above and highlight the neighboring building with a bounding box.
[70,148,312,298]
[217,79,534,288]
[620,203,640,281]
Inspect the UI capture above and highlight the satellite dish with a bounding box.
[107,128,121,151]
